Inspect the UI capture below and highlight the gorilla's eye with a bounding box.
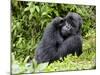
[71,23,76,27]
[69,16,73,20]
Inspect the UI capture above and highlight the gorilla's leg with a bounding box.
[35,43,60,64]
[58,35,82,58]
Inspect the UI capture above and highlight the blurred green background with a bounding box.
[11,1,96,74]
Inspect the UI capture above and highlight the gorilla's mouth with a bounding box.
[61,29,71,37]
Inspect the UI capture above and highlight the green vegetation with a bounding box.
[11,1,96,74]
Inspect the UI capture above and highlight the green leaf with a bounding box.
[30,7,35,14]
[24,56,30,63]
[24,7,29,12]
[29,14,33,20]
[35,6,40,13]
[42,12,47,16]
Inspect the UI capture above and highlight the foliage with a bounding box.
[44,29,96,72]
[11,1,96,74]
[12,29,96,74]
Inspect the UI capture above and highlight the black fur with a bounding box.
[35,12,83,64]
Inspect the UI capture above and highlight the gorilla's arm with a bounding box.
[35,17,63,63]
[58,35,82,58]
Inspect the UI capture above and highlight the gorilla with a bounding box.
[35,12,83,64]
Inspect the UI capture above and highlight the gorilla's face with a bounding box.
[60,21,72,37]
[59,12,83,37]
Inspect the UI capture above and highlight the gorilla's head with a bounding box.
[59,12,83,37]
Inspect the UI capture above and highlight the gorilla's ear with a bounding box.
[79,18,83,26]
[78,18,83,32]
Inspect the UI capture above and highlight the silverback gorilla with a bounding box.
[35,12,83,64]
